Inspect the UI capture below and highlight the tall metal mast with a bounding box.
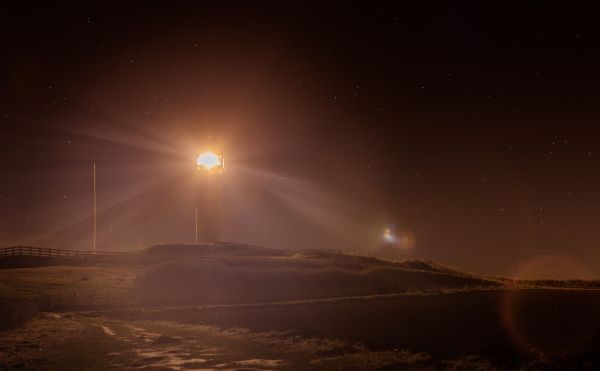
[195,207,198,245]
[93,162,96,254]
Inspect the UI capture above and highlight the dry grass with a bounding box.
[0,265,141,300]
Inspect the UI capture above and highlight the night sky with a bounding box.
[3,2,600,278]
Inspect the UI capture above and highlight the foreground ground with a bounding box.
[2,245,600,369]
[0,311,430,370]
[2,290,600,370]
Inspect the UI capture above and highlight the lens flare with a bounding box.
[500,255,598,357]
[397,230,416,250]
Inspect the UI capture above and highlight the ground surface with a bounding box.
[3,290,600,370]
[2,246,600,370]
[0,265,139,300]
[0,312,429,370]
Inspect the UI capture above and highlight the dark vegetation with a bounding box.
[134,244,500,305]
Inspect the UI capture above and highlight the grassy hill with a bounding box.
[134,243,502,305]
[0,243,501,306]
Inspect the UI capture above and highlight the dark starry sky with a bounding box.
[2,2,600,277]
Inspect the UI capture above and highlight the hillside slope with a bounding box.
[0,243,501,306]
[134,243,500,305]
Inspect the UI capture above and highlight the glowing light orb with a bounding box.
[382,228,397,244]
[196,152,224,170]
[382,227,416,249]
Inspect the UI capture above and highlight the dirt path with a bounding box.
[0,312,432,370]
[97,320,289,370]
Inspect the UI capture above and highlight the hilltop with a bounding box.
[0,243,500,306]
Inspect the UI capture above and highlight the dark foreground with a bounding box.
[154,289,600,359]
[3,289,596,370]
[122,289,600,369]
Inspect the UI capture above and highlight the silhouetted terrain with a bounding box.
[135,244,500,305]
[0,243,500,304]
[2,243,600,369]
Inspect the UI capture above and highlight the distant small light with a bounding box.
[382,228,397,244]
[196,152,224,171]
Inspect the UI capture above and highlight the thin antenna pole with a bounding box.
[195,207,198,245]
[93,162,96,255]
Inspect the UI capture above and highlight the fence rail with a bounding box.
[0,246,142,258]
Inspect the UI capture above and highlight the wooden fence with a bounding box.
[0,246,141,258]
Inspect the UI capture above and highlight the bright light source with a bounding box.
[196,152,224,170]
[382,228,397,244]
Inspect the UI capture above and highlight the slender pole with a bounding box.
[93,162,96,255]
[195,207,198,245]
